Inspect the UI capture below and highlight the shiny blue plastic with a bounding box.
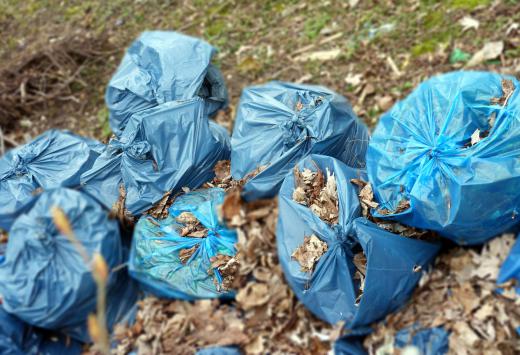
[106,31,228,137]
[80,98,231,215]
[367,71,520,245]
[334,335,367,355]
[498,235,520,291]
[231,81,369,201]
[0,130,102,231]
[0,307,82,355]
[395,326,449,355]
[0,188,138,342]
[130,188,237,300]
[277,154,440,327]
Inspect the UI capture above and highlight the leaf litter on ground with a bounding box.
[110,162,341,355]
[364,234,520,355]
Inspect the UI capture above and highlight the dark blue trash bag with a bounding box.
[334,335,367,355]
[231,81,369,201]
[81,98,231,215]
[367,71,520,245]
[277,154,440,327]
[395,326,449,355]
[0,188,138,343]
[130,188,237,300]
[0,129,102,231]
[106,31,228,137]
[0,306,82,355]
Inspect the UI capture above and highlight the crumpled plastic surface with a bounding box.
[334,335,367,355]
[81,98,231,214]
[277,154,440,327]
[0,188,138,342]
[395,326,449,355]
[196,346,242,355]
[0,129,102,231]
[0,307,82,355]
[367,71,520,245]
[498,235,520,291]
[130,188,237,300]
[106,30,228,137]
[231,81,368,201]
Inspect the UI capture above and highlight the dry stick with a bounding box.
[51,206,110,355]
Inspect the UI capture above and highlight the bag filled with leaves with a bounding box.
[0,188,139,343]
[277,154,440,328]
[367,71,520,245]
[230,81,368,201]
[0,306,82,355]
[106,31,228,137]
[0,129,102,231]
[80,98,231,215]
[130,188,238,300]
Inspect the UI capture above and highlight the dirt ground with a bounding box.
[1,0,520,354]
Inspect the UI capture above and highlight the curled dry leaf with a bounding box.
[293,166,339,224]
[209,254,240,291]
[146,190,176,220]
[291,234,329,273]
[353,252,367,306]
[110,184,135,228]
[176,212,208,238]
[179,245,198,265]
[491,79,515,107]
[0,229,7,244]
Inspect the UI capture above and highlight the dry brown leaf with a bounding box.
[293,166,339,224]
[179,245,198,265]
[109,184,135,228]
[491,79,515,106]
[236,282,270,310]
[291,234,328,273]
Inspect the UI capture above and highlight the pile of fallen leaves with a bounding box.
[292,165,339,224]
[351,178,434,240]
[110,162,340,355]
[365,234,520,355]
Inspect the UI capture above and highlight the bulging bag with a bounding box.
[130,188,237,300]
[367,71,520,245]
[80,98,231,215]
[277,154,440,327]
[230,81,368,201]
[0,188,138,342]
[106,31,228,136]
[0,130,102,231]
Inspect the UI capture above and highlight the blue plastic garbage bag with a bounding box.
[334,335,367,355]
[81,98,231,215]
[196,346,242,355]
[0,188,138,342]
[0,129,102,231]
[231,81,369,201]
[0,306,82,355]
[498,235,520,292]
[130,188,237,300]
[395,326,449,355]
[277,154,440,327]
[106,31,228,137]
[367,71,520,245]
